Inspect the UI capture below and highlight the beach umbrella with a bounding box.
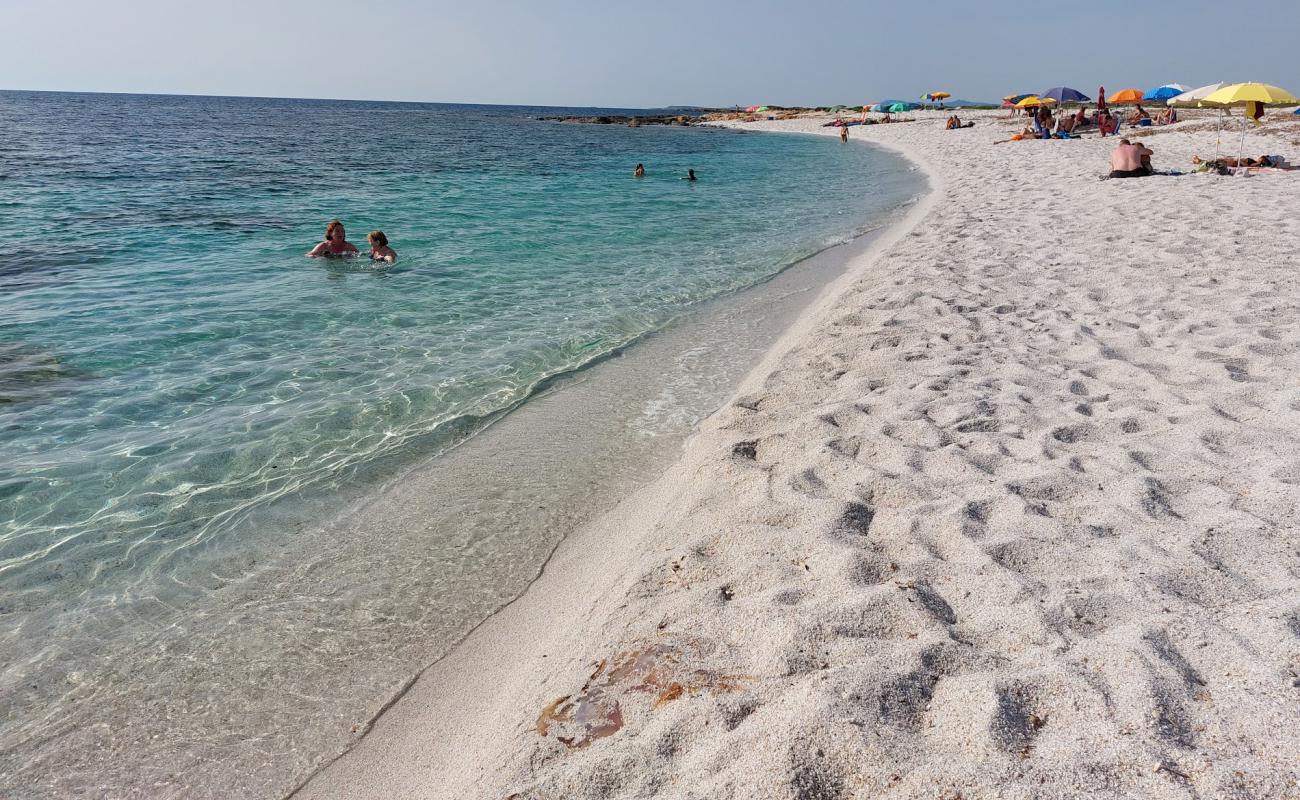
[1015,96,1043,108]
[1198,83,1300,172]
[1166,82,1227,107]
[1005,93,1034,104]
[1201,82,1299,107]
[1041,87,1090,104]
[757,106,771,112]
[1167,83,1230,156]
[1097,86,1107,112]
[931,91,951,99]
[745,105,760,113]
[1107,88,1144,104]
[888,102,909,113]
[1142,84,1188,102]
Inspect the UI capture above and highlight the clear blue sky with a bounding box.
[3,0,1297,108]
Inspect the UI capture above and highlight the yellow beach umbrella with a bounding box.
[1198,83,1299,171]
[1201,82,1298,107]
[1015,96,1042,107]
[931,91,951,99]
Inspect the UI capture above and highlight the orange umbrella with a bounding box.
[1107,88,1144,104]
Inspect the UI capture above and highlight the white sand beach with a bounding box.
[295,109,1300,799]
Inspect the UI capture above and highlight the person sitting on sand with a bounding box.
[945,115,958,130]
[367,230,397,263]
[1127,105,1152,126]
[1109,138,1153,178]
[306,220,359,258]
[634,163,645,177]
[1055,113,1077,136]
[1075,108,1090,127]
[1157,106,1177,125]
[1099,110,1119,137]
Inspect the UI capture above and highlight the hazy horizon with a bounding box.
[3,0,1297,109]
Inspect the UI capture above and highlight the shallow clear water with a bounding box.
[0,92,921,796]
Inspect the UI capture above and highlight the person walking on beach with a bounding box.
[306,220,359,258]
[634,163,645,177]
[367,231,397,263]
[840,125,849,142]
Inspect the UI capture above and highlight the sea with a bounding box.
[0,91,924,797]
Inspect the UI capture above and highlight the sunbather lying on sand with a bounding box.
[1191,154,1292,169]
[994,126,1042,144]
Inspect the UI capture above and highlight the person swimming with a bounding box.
[634,163,646,177]
[367,230,397,263]
[306,220,359,258]
[684,168,697,181]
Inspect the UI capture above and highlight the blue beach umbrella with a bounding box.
[1143,84,1188,102]
[1040,87,1091,104]
[888,102,909,113]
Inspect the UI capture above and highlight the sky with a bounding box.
[3,0,1298,108]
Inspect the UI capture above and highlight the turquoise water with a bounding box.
[1,93,913,603]
[0,92,921,796]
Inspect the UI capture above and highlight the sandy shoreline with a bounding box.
[298,109,1300,799]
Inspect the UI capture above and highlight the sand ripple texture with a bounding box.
[479,111,1300,798]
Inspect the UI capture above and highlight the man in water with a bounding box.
[1109,138,1153,178]
[685,169,697,181]
[306,220,359,257]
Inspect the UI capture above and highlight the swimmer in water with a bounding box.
[634,163,645,177]
[684,168,697,181]
[367,230,397,264]
[306,220,359,258]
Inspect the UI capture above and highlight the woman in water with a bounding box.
[367,230,398,263]
[306,220,359,258]
[634,163,645,177]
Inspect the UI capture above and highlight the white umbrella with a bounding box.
[1166,82,1227,108]
[1168,82,1229,160]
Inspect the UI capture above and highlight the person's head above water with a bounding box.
[687,168,696,180]
[306,219,360,257]
[367,230,397,263]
